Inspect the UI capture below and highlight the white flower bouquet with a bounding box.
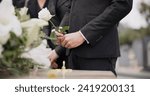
[0,0,48,78]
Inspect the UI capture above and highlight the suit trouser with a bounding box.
[67,51,117,76]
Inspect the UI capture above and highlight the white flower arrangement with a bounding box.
[0,0,15,15]
[0,25,11,45]
[0,45,3,58]
[21,18,48,48]
[19,7,28,16]
[0,0,50,78]
[0,0,22,51]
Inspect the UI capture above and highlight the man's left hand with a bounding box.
[61,31,85,48]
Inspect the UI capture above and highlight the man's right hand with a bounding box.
[48,50,59,69]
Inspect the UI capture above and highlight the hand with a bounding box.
[50,62,58,69]
[61,31,85,48]
[48,50,59,68]
[55,32,65,45]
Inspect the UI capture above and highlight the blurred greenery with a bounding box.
[119,28,141,45]
[0,32,38,78]
[0,7,44,78]
[49,26,69,45]
[140,2,150,25]
[139,2,150,37]
[15,8,30,22]
[119,2,150,45]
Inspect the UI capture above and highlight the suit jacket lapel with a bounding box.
[47,0,60,26]
[47,0,56,15]
[57,0,68,8]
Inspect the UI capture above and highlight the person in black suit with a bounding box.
[27,0,70,68]
[12,0,25,8]
[49,0,133,76]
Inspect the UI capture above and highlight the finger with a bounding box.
[48,55,52,61]
[50,62,58,69]
[65,41,71,48]
[48,55,54,63]
[61,39,68,47]
[57,36,65,41]
[56,36,65,44]
[56,40,60,45]
[56,38,61,45]
[55,31,64,37]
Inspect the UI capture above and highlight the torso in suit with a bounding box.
[68,0,133,58]
[55,0,133,74]
[12,0,25,8]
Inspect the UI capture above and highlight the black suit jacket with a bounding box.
[55,0,133,58]
[27,0,69,26]
[13,0,25,8]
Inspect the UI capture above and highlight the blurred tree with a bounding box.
[140,2,150,25]
[119,28,141,45]
[139,2,150,70]
[119,2,150,70]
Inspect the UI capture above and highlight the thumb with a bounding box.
[50,62,58,69]
[55,31,64,37]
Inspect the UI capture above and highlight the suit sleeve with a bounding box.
[80,0,133,46]
[55,0,71,56]
[55,46,66,57]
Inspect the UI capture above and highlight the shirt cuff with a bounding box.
[79,30,89,44]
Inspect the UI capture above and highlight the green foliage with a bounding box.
[0,6,46,78]
[139,26,150,37]
[0,32,38,78]
[139,2,150,37]
[140,2,150,25]
[22,25,43,48]
[0,58,38,78]
[119,2,150,45]
[119,29,141,45]
[2,32,26,61]
[50,26,69,45]
[41,26,69,45]
[59,26,69,34]
[15,8,30,22]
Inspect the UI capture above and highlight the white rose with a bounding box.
[21,18,48,48]
[0,45,3,58]
[38,8,53,21]
[21,18,48,28]
[0,24,11,45]
[19,7,28,16]
[25,25,41,48]
[59,27,63,29]
[0,0,15,15]
[0,0,22,37]
[0,15,22,37]
[51,29,56,33]
[0,14,22,36]
[10,16,22,36]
